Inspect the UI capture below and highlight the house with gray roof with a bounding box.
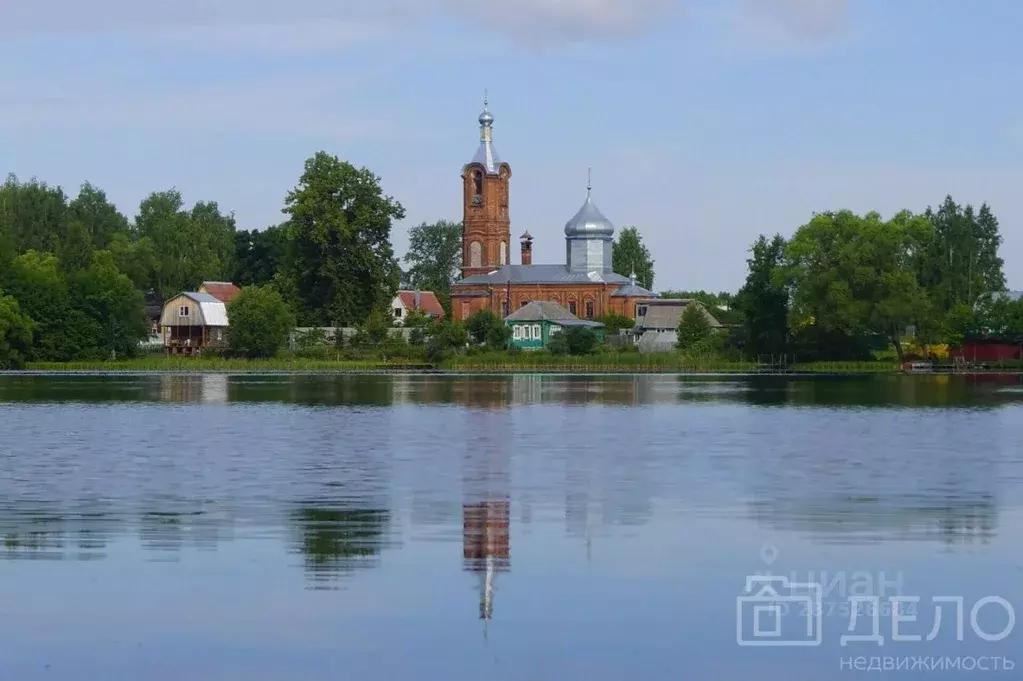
[632,299,721,353]
[504,301,604,350]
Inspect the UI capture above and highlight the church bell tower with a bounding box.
[461,95,512,279]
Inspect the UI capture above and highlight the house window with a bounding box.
[393,308,402,318]
[532,324,541,340]
[585,300,594,319]
[568,301,577,315]
[512,326,521,340]
[636,304,648,318]
[179,306,189,317]
[550,325,562,335]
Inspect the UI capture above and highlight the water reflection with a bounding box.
[1,374,1023,572]
[289,504,392,587]
[4,372,1023,408]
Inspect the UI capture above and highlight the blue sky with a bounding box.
[3,0,1022,292]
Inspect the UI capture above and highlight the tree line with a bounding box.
[733,197,1010,363]
[2,147,1014,368]
[0,153,411,367]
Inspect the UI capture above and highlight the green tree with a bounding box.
[70,250,150,359]
[402,220,462,313]
[0,291,34,369]
[676,303,712,350]
[918,196,1005,312]
[135,190,235,300]
[107,231,157,291]
[403,309,432,346]
[282,152,405,326]
[786,210,933,362]
[226,286,295,358]
[735,234,789,358]
[466,309,505,347]
[351,309,394,348]
[563,326,598,355]
[611,226,654,290]
[134,190,194,299]
[234,225,287,287]
[189,201,237,282]
[1,250,76,361]
[595,313,634,336]
[67,182,131,250]
[426,318,469,362]
[0,175,69,257]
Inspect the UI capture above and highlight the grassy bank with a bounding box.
[19,353,908,374]
[25,356,432,373]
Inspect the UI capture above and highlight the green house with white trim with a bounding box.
[504,301,605,350]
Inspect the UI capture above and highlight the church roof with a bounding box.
[611,282,656,297]
[455,264,632,286]
[470,99,502,174]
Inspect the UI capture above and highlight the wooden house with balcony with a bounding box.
[160,292,229,355]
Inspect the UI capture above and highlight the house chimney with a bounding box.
[520,231,533,266]
[414,290,421,310]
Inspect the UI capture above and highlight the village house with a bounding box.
[450,100,656,322]
[391,290,445,325]
[160,292,229,355]
[632,299,721,352]
[504,301,605,351]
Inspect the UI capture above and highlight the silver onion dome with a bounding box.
[479,106,494,126]
[564,185,615,238]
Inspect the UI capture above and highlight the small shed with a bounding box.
[949,336,1023,364]
[161,292,229,355]
[504,301,604,350]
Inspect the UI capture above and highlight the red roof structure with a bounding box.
[199,281,241,304]
[397,290,445,318]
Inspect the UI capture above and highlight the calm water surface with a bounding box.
[1,373,1022,680]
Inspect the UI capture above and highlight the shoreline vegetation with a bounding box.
[9,353,1016,375]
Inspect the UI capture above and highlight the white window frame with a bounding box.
[179,305,189,317]
[532,324,541,340]
[512,325,521,340]
[549,325,561,336]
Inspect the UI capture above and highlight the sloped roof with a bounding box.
[182,292,229,326]
[456,264,631,286]
[396,290,445,318]
[504,301,604,327]
[637,299,721,330]
[200,281,241,304]
[611,282,656,298]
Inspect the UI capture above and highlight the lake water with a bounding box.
[1,373,1022,680]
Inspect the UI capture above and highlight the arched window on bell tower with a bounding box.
[472,170,483,202]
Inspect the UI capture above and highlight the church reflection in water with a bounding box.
[459,393,512,629]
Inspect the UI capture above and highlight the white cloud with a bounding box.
[713,0,850,54]
[445,0,681,43]
[0,0,681,44]
[740,0,848,40]
[0,73,394,140]
[148,19,393,55]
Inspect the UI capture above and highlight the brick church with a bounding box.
[450,100,655,322]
